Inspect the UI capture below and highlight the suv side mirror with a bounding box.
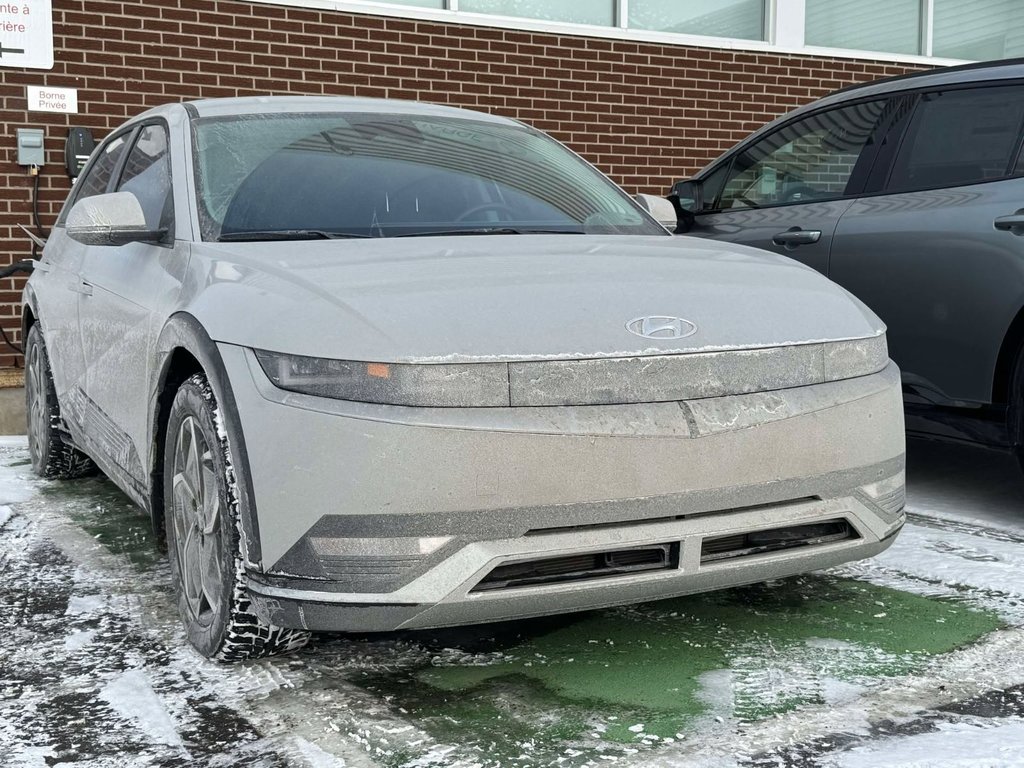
[633,193,678,230]
[670,179,702,213]
[66,191,168,246]
[668,179,702,234]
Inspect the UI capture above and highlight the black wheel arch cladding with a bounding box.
[150,312,265,568]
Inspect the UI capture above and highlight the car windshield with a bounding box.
[191,111,667,241]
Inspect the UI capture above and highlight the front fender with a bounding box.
[151,312,265,569]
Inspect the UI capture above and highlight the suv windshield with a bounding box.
[192,112,666,241]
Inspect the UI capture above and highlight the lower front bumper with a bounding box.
[246,484,905,632]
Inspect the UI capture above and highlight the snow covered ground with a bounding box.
[1,435,1022,767]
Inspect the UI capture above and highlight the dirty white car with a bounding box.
[22,97,906,660]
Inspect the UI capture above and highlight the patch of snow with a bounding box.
[98,669,186,751]
[0,450,36,504]
[63,629,96,652]
[825,720,1024,767]
[874,523,1024,600]
[284,735,347,767]
[64,594,107,616]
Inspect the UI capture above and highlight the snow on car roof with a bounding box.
[184,95,518,123]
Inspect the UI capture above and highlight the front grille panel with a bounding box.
[472,543,679,592]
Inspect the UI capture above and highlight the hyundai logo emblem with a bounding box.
[626,316,697,340]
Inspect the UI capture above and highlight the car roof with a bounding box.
[802,58,1024,114]
[189,95,517,123]
[692,58,1024,177]
[125,95,521,128]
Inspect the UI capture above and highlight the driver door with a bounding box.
[75,122,186,495]
[685,97,895,275]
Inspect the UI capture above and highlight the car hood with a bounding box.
[187,234,884,363]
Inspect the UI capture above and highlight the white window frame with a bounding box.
[249,0,968,66]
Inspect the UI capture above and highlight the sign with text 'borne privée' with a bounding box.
[0,1,53,70]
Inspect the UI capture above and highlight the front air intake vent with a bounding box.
[472,543,679,592]
[701,520,857,564]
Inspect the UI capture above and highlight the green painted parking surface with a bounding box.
[354,577,999,764]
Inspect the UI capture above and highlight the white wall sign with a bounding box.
[0,1,53,70]
[27,85,76,112]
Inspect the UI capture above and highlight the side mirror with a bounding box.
[66,191,167,246]
[634,193,678,230]
[668,179,702,234]
[670,179,702,213]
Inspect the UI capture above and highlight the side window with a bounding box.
[716,99,889,210]
[72,132,130,202]
[116,123,173,232]
[887,85,1024,192]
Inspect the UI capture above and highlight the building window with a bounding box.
[628,0,765,41]
[805,0,922,56]
[248,0,1002,64]
[932,0,1024,61]
[460,0,613,26]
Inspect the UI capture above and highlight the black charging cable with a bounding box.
[1,169,45,356]
[0,260,33,355]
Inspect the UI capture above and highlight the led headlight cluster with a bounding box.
[256,333,888,408]
[822,333,889,382]
[254,349,510,407]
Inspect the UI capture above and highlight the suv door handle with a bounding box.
[994,214,1024,233]
[71,281,93,296]
[772,229,821,246]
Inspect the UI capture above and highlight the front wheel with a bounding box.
[164,373,309,661]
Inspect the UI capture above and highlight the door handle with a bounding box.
[994,214,1024,233]
[772,229,821,246]
[72,281,93,296]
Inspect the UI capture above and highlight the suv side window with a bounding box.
[116,123,173,233]
[887,85,1024,192]
[716,99,889,210]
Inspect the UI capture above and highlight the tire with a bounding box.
[24,323,95,479]
[163,373,310,661]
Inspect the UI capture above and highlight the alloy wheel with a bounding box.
[171,415,224,626]
[26,341,47,465]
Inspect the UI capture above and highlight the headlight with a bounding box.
[823,333,889,382]
[254,349,510,407]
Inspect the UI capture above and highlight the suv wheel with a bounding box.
[164,373,309,661]
[24,323,95,479]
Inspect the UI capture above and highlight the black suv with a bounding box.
[669,59,1024,459]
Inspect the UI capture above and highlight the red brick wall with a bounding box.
[0,0,927,367]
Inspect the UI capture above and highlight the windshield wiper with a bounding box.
[217,229,373,242]
[395,227,585,238]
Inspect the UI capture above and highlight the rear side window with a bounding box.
[886,85,1024,192]
[716,99,889,209]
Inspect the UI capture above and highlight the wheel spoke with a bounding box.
[185,419,202,505]
[171,471,198,525]
[198,534,222,614]
[180,522,204,615]
[198,452,220,535]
